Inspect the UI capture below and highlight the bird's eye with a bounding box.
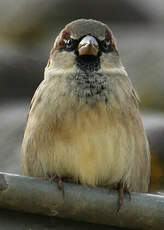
[65,38,75,51]
[103,40,110,49]
[101,39,113,53]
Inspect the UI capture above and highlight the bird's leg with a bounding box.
[49,173,65,197]
[49,173,58,183]
[50,174,73,197]
[116,182,131,214]
[58,176,65,197]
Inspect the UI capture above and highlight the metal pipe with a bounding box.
[0,172,164,230]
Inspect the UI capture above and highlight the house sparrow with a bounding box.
[22,19,150,202]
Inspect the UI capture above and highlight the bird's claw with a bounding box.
[116,182,131,214]
[50,174,73,198]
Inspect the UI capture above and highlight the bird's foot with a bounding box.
[116,182,131,214]
[49,174,65,197]
[50,174,72,197]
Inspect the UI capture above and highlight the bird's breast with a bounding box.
[24,73,137,187]
[52,99,130,187]
[68,71,111,104]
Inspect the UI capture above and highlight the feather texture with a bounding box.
[22,19,150,192]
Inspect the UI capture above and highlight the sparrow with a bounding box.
[22,19,150,203]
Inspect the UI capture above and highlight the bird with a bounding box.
[22,19,151,205]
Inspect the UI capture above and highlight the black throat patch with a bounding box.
[76,55,100,72]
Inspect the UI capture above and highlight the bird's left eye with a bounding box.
[65,38,75,51]
[101,39,113,53]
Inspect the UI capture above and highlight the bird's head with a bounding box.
[45,19,123,76]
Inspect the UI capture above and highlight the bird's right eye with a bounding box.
[65,38,75,51]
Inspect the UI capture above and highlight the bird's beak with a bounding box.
[78,35,99,56]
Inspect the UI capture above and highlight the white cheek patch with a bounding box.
[52,51,76,70]
[45,51,77,79]
[99,53,127,76]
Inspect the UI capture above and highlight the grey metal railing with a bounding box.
[0,172,164,230]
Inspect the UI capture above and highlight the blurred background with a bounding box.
[0,0,164,194]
